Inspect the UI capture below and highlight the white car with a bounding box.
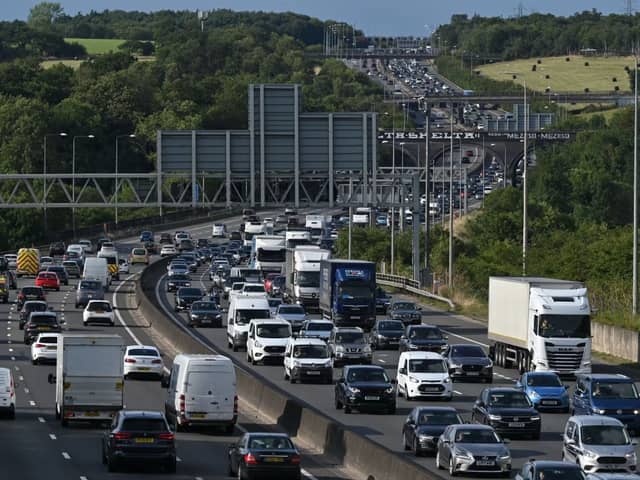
[396,351,452,401]
[211,224,226,238]
[4,254,17,269]
[78,239,94,254]
[123,345,164,379]
[160,245,177,257]
[31,333,60,364]
[118,259,129,274]
[83,300,115,326]
[40,256,54,267]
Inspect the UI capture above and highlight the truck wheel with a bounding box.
[232,343,239,352]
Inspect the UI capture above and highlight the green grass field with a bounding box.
[477,55,635,93]
[41,59,84,70]
[65,38,126,55]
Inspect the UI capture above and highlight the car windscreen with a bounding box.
[393,302,416,310]
[580,425,630,445]
[409,359,446,373]
[527,374,562,387]
[22,287,43,295]
[336,332,365,344]
[454,428,500,444]
[244,285,265,292]
[191,302,218,312]
[592,381,639,399]
[346,368,389,383]
[236,309,271,325]
[278,305,304,315]
[179,288,202,297]
[79,281,101,290]
[417,410,462,426]
[87,302,111,312]
[307,323,333,331]
[293,345,329,358]
[488,391,532,408]
[30,314,56,325]
[450,345,486,357]
[378,321,404,331]
[121,418,167,432]
[25,303,47,312]
[409,327,442,340]
[37,336,58,344]
[132,249,146,255]
[256,324,291,338]
[535,467,585,480]
[127,348,159,357]
[247,434,295,450]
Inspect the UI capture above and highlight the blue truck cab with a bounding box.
[319,259,376,330]
[572,374,640,436]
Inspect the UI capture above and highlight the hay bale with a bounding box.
[584,61,589,66]
[615,85,620,91]
[537,59,542,64]
[612,77,617,82]
[566,57,571,61]
[531,64,537,72]
[584,87,590,92]
[512,74,517,79]
[545,74,550,79]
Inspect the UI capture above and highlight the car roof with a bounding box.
[451,424,494,430]
[486,387,524,393]
[247,431,291,438]
[529,461,581,468]
[333,327,363,333]
[408,324,438,329]
[525,371,559,377]
[126,345,158,351]
[306,319,333,324]
[400,351,444,360]
[289,337,327,346]
[579,374,632,383]
[413,406,459,413]
[119,410,165,419]
[344,364,385,372]
[569,415,625,426]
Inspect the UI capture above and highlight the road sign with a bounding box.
[378,130,575,142]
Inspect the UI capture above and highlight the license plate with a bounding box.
[85,411,100,417]
[190,413,206,419]
[364,396,380,401]
[466,371,480,376]
[39,327,50,331]
[135,438,154,444]
[264,457,285,463]
[306,371,320,375]
[423,386,440,391]
[95,310,103,314]
[541,400,557,405]
[508,422,525,427]
[138,367,150,371]
[476,460,495,466]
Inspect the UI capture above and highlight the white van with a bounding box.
[162,354,236,433]
[247,319,291,365]
[0,367,16,418]
[283,337,333,384]
[226,294,271,351]
[83,257,110,291]
[396,351,452,401]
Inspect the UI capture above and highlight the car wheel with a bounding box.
[335,396,343,410]
[344,404,352,414]
[532,431,541,440]
[232,343,239,352]
[107,456,118,473]
[449,456,458,476]
[436,451,443,469]
[403,432,410,451]
[32,357,38,365]
[284,369,289,380]
[101,445,107,464]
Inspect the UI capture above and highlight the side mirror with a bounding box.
[515,381,523,389]
[47,373,56,384]
[443,335,449,340]
[160,375,170,388]
[502,438,511,444]
[390,379,397,384]
[399,368,407,375]
[474,400,484,407]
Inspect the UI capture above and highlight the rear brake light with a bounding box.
[179,394,185,414]
[244,453,258,465]
[290,454,301,464]
[158,432,174,440]
[151,359,162,364]
[34,343,45,348]
[124,358,136,363]
[234,395,238,414]
[113,432,131,440]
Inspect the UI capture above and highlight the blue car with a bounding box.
[139,230,154,242]
[516,371,570,412]
[572,374,640,436]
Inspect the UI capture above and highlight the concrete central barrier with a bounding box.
[135,258,440,480]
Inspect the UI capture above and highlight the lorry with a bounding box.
[319,259,377,330]
[488,277,592,376]
[251,235,286,274]
[243,221,265,247]
[49,334,125,426]
[284,246,331,308]
[305,215,328,240]
[285,228,311,249]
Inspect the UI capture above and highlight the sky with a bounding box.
[4,1,632,36]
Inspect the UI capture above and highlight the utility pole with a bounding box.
[633,50,638,314]
[522,81,528,276]
[448,104,454,290]
[424,103,430,276]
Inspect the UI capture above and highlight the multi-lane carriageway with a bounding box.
[0,211,349,480]
[2,209,639,480]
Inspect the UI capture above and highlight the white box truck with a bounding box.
[243,221,265,247]
[284,246,331,308]
[251,235,286,274]
[49,334,125,426]
[488,277,592,375]
[285,228,311,249]
[83,257,110,292]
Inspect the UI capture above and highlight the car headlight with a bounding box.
[254,340,262,348]
[449,363,462,369]
[443,377,451,383]
[634,410,640,415]
[485,361,493,368]
[529,390,541,398]
[409,376,420,383]
[455,448,474,461]
[348,386,360,394]
[385,386,394,394]
[499,453,511,461]
[409,344,419,350]
[583,450,598,459]
[531,415,540,421]
[626,452,637,461]
[418,434,434,442]
[593,407,606,415]
[489,414,502,421]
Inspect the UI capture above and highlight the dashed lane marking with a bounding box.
[49,434,56,440]
[24,388,29,394]
[301,469,320,480]
[453,390,464,395]
[378,359,386,363]
[38,417,45,423]
[62,452,71,460]
[29,400,36,406]
[80,477,88,480]
[440,328,489,348]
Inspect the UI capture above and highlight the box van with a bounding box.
[247,319,291,365]
[97,250,119,281]
[0,367,16,418]
[162,354,236,433]
[226,294,271,351]
[83,257,110,291]
[396,351,452,401]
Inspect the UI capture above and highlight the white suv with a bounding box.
[212,224,226,237]
[247,319,291,365]
[396,351,452,401]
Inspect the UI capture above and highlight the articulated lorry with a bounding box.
[251,235,286,274]
[50,334,126,426]
[285,228,311,249]
[488,277,592,375]
[284,246,331,308]
[319,259,377,329]
[243,221,265,247]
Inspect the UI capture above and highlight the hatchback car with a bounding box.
[188,301,223,328]
[389,301,422,325]
[75,279,104,308]
[445,344,493,383]
[402,406,464,456]
[275,304,307,332]
[517,371,570,412]
[328,327,372,367]
[399,324,448,353]
[370,319,405,350]
[471,387,541,439]
[31,332,60,365]
[62,260,81,278]
[17,286,46,309]
[562,415,637,473]
[174,287,204,311]
[123,345,164,379]
[298,319,334,341]
[228,432,300,480]
[160,245,176,257]
[24,311,62,345]
[139,231,154,243]
[334,365,396,414]
[49,241,66,256]
[19,300,48,329]
[102,410,176,473]
[436,424,511,477]
[83,300,115,326]
[35,272,60,291]
[129,248,149,265]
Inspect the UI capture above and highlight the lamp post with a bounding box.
[72,134,95,237]
[400,142,406,232]
[43,132,67,233]
[522,81,528,276]
[634,53,639,314]
[115,134,136,225]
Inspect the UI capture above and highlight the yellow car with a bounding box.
[129,248,149,265]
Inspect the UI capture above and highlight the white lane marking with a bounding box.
[378,359,386,363]
[10,356,15,361]
[62,452,71,460]
[80,477,88,480]
[195,477,204,480]
[6,333,10,337]
[29,400,36,406]
[8,348,12,352]
[301,468,320,480]
[19,376,23,381]
[24,387,29,394]
[495,373,513,380]
[440,328,488,348]
[49,433,57,440]
[13,365,19,371]
[38,417,45,423]
[453,390,463,395]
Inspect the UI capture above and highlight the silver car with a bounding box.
[436,424,511,477]
[327,327,372,368]
[562,416,637,473]
[75,279,104,308]
[275,304,307,332]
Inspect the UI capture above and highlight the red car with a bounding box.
[35,272,60,291]
[264,273,280,295]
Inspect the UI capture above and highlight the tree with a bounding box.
[28,2,64,31]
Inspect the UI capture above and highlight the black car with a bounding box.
[369,319,405,350]
[188,301,223,328]
[46,265,69,286]
[143,240,158,255]
[515,460,584,480]
[196,238,209,248]
[389,301,422,325]
[402,406,464,456]
[23,311,62,345]
[399,324,448,353]
[471,387,541,440]
[445,344,493,383]
[159,233,172,245]
[334,365,396,414]
[102,410,176,473]
[375,288,391,314]
[17,286,46,310]
[174,287,204,312]
[229,231,242,241]
[166,274,191,293]
[48,241,66,256]
[228,432,301,480]
[19,300,48,329]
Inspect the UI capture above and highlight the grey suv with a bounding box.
[328,327,372,368]
[75,279,104,308]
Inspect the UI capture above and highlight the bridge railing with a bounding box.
[376,272,455,309]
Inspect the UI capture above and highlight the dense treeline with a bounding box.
[436,11,640,59]
[0,3,383,249]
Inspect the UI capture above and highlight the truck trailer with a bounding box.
[284,246,331,308]
[488,276,592,375]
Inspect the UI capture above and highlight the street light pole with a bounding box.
[448,103,454,290]
[634,52,639,315]
[522,81,528,276]
[115,134,136,225]
[72,134,95,238]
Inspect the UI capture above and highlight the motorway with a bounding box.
[153,238,640,480]
[0,211,349,480]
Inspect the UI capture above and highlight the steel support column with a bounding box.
[294,84,300,208]
[249,86,256,206]
[191,130,197,208]
[260,84,265,206]
[371,113,377,207]
[328,114,334,208]
[226,131,231,207]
